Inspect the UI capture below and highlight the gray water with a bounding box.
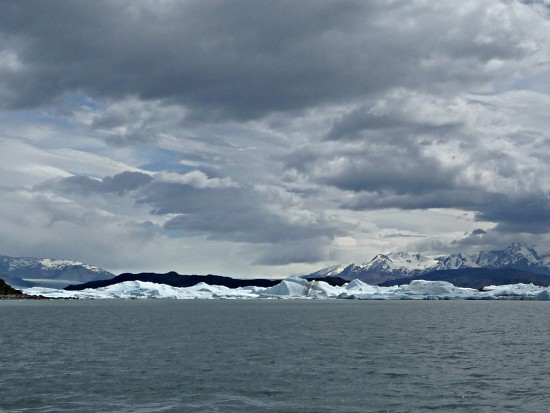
[1,300,549,412]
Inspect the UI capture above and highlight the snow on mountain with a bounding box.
[329,252,440,284]
[0,255,114,288]
[23,277,550,301]
[442,243,547,272]
[491,243,542,268]
[7,242,550,295]
[434,253,481,270]
[306,243,550,283]
[305,264,345,278]
[366,252,438,273]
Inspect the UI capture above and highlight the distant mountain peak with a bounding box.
[503,242,540,261]
[306,243,550,284]
[364,251,438,272]
[0,254,113,288]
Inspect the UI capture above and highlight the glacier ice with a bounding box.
[21,277,550,301]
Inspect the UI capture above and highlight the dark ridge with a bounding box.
[0,279,50,299]
[0,279,23,296]
[65,272,283,291]
[378,268,550,289]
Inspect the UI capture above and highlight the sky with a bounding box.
[1,0,550,277]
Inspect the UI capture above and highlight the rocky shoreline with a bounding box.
[0,293,51,300]
[0,279,51,300]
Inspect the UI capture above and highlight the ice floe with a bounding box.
[22,278,550,300]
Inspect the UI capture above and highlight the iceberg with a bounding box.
[24,280,259,300]
[22,278,550,301]
[259,278,340,298]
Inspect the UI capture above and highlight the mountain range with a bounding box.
[64,272,281,291]
[2,243,550,290]
[0,255,114,288]
[305,243,550,285]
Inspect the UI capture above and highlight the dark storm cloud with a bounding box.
[0,0,367,116]
[286,137,461,195]
[326,103,461,142]
[253,238,334,265]
[2,0,549,270]
[341,189,501,211]
[141,181,340,244]
[0,0,536,119]
[345,189,550,235]
[477,194,550,233]
[321,150,456,195]
[43,169,340,251]
[298,118,550,236]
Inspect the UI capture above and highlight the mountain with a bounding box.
[0,278,49,299]
[305,264,345,278]
[5,242,550,291]
[434,243,548,273]
[336,252,440,284]
[65,272,284,291]
[0,255,114,288]
[0,279,23,296]
[305,251,441,284]
[306,243,550,285]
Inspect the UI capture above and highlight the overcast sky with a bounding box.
[1,0,550,277]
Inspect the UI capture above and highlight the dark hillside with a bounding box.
[65,272,282,290]
[0,279,23,296]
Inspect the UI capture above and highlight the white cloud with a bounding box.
[1,0,550,275]
[153,170,239,189]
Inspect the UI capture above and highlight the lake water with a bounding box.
[1,299,550,412]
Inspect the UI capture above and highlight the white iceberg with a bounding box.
[259,278,339,298]
[22,277,550,301]
[24,280,259,300]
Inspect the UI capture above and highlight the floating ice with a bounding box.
[22,278,550,300]
[259,278,340,298]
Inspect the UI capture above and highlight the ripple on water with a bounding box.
[1,300,550,412]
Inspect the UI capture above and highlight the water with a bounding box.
[1,299,550,412]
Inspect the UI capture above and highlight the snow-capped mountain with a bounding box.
[305,264,345,279]
[436,243,548,272]
[363,252,438,274]
[0,255,114,288]
[331,252,440,284]
[306,243,550,284]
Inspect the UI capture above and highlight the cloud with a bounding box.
[477,193,550,233]
[325,89,466,141]
[0,135,139,186]
[287,140,459,195]
[141,180,340,244]
[40,169,340,261]
[153,170,239,189]
[0,185,279,277]
[1,1,548,119]
[2,0,550,274]
[44,171,154,196]
[253,238,334,266]
[282,82,550,243]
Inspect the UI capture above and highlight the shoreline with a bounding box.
[0,293,70,300]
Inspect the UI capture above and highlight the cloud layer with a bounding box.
[1,0,550,275]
